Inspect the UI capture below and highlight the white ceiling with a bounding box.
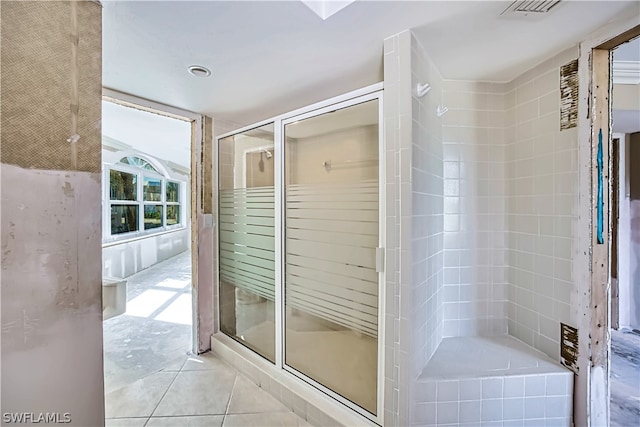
[103,0,639,126]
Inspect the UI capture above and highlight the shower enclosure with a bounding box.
[217,87,384,421]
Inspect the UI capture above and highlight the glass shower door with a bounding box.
[283,99,380,415]
[218,123,276,362]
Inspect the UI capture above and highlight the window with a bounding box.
[105,157,184,241]
[110,170,139,235]
[166,182,181,226]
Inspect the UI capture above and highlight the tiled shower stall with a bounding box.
[384,30,576,426]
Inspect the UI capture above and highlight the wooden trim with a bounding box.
[591,47,610,367]
[596,24,640,50]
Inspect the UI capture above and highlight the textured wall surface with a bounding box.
[1,1,104,425]
[1,1,102,172]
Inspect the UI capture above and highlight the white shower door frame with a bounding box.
[278,89,385,423]
[215,83,386,424]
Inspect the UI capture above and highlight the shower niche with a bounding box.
[216,87,384,421]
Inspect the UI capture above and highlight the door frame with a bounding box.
[611,135,621,331]
[279,90,385,423]
[102,88,205,354]
[576,18,640,426]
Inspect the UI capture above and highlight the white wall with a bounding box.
[102,229,190,278]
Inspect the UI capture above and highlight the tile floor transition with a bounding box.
[610,328,640,427]
[103,251,308,427]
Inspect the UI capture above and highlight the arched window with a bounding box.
[119,156,160,173]
[106,155,183,239]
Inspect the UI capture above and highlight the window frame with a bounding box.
[103,161,185,243]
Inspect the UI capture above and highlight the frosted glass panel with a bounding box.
[219,123,275,362]
[284,99,379,414]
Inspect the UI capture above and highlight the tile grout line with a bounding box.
[143,369,182,427]
[221,371,239,427]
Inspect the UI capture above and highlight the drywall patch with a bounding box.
[560,59,579,130]
[1,164,104,425]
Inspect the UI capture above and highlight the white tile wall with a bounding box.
[385,30,579,427]
[414,372,572,427]
[505,47,580,361]
[407,33,446,427]
[383,30,414,427]
[441,80,509,338]
[410,33,445,380]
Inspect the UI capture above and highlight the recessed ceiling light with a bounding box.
[188,65,211,78]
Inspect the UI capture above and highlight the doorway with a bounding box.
[610,37,640,425]
[590,30,640,427]
[100,93,197,396]
[216,89,384,422]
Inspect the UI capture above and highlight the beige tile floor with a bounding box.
[103,252,308,427]
[105,352,310,427]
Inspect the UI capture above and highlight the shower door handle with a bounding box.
[376,247,385,273]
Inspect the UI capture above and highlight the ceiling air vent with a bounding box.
[501,0,562,16]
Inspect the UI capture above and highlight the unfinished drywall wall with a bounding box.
[195,115,214,353]
[0,1,104,425]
